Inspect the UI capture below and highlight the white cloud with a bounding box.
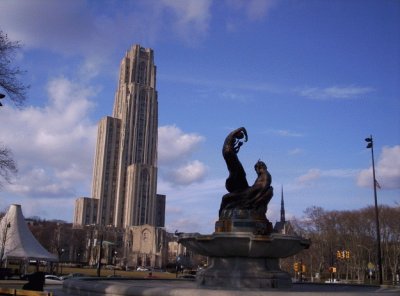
[296,169,321,185]
[158,125,204,164]
[296,168,358,186]
[225,0,278,21]
[0,77,98,199]
[288,148,303,156]
[323,169,359,178]
[6,168,75,198]
[1,197,75,221]
[0,1,95,54]
[165,160,208,185]
[0,0,213,58]
[357,145,400,189]
[160,177,224,233]
[220,90,251,103]
[160,0,212,44]
[158,125,207,186]
[298,85,374,100]
[273,129,303,137]
[165,206,183,216]
[244,0,278,20]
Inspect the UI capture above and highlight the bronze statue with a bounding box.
[219,127,273,217]
[178,127,310,289]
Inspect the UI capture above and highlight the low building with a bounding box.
[73,197,98,227]
[124,225,168,269]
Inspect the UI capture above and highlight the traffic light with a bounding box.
[329,266,337,273]
[294,262,299,272]
[336,250,351,260]
[365,137,373,149]
[302,264,306,273]
[336,250,342,259]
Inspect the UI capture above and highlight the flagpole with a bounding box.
[365,135,383,285]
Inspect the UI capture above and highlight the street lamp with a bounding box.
[60,248,65,275]
[365,135,383,285]
[357,244,372,284]
[113,251,118,276]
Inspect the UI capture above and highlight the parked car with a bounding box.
[45,275,63,285]
[178,274,196,279]
[19,272,34,280]
[0,268,13,280]
[136,266,149,271]
[60,273,85,280]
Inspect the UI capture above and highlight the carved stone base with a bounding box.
[216,209,273,234]
[197,257,291,289]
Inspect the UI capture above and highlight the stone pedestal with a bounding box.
[216,209,273,234]
[197,257,291,289]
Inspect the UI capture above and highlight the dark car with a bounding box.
[0,268,13,280]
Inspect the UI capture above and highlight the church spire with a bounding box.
[280,185,285,223]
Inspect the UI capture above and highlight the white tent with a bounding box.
[0,204,58,263]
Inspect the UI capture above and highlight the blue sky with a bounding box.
[0,0,399,233]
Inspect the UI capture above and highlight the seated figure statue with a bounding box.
[218,127,273,233]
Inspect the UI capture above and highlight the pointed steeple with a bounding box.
[280,185,286,223]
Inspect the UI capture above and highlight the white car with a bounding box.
[60,273,85,280]
[45,275,63,285]
[136,267,149,271]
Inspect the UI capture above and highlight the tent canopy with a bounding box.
[0,204,58,262]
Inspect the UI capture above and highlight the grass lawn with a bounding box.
[7,264,177,279]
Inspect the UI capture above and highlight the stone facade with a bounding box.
[124,224,168,268]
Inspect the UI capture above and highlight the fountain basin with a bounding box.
[178,232,310,289]
[179,232,310,258]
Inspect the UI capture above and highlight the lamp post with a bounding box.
[60,248,65,275]
[365,135,383,285]
[113,251,118,276]
[357,244,372,284]
[96,233,103,277]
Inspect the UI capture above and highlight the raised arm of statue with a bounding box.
[222,127,249,193]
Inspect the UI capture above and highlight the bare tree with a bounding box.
[0,144,17,188]
[289,205,400,284]
[0,29,28,188]
[0,30,28,107]
[380,205,400,284]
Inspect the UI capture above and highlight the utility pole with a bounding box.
[365,135,383,285]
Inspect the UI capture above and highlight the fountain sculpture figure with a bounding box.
[178,127,310,289]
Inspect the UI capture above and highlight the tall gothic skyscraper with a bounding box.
[91,45,159,229]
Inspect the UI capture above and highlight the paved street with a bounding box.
[2,279,400,296]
